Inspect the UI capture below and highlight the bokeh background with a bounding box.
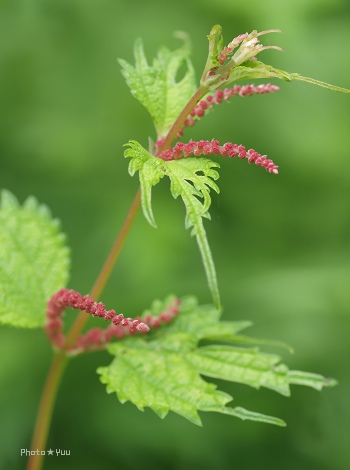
[0,0,349,469]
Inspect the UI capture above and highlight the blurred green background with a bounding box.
[0,0,349,469]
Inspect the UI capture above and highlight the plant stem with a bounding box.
[27,352,67,470]
[27,82,205,470]
[156,85,208,155]
[63,188,141,350]
[27,188,141,470]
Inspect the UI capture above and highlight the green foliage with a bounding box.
[118,35,196,138]
[98,296,335,427]
[0,190,70,328]
[226,60,292,87]
[227,61,350,94]
[125,140,221,308]
[200,25,350,94]
[121,31,349,311]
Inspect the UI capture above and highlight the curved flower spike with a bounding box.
[45,288,150,351]
[157,139,279,174]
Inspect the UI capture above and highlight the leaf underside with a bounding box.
[124,140,221,308]
[98,296,335,427]
[0,190,70,328]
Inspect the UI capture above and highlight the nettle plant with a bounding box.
[1,26,349,470]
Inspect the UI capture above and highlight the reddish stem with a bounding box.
[27,189,141,470]
[63,188,141,350]
[156,86,208,155]
[28,80,207,470]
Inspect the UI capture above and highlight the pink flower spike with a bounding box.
[45,288,151,353]
[177,84,279,137]
[228,33,249,49]
[157,140,279,175]
[156,138,165,148]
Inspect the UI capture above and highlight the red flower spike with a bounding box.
[101,297,181,343]
[157,140,279,174]
[217,33,249,65]
[45,288,150,353]
[176,84,279,138]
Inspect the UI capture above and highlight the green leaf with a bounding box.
[287,73,350,94]
[125,140,165,227]
[221,407,286,427]
[187,345,291,396]
[97,296,334,427]
[226,335,294,354]
[119,35,196,138]
[287,370,337,390]
[220,60,350,94]
[0,190,70,328]
[124,141,221,308]
[228,60,293,84]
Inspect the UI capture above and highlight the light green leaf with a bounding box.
[187,345,291,396]
[288,370,337,390]
[226,335,294,354]
[0,190,70,328]
[146,295,251,340]
[124,140,165,227]
[124,141,221,308]
[220,60,350,94]
[97,296,334,427]
[229,61,292,83]
[287,73,350,94]
[119,35,196,137]
[221,407,286,427]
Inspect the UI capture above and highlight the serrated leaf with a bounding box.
[119,36,196,137]
[187,345,291,396]
[97,296,333,426]
[0,190,70,328]
[144,295,251,341]
[124,141,221,308]
[124,141,165,227]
